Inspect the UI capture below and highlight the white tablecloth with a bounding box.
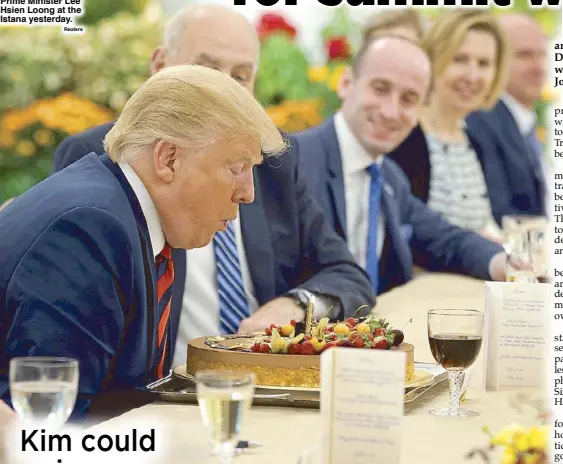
[94,274,545,463]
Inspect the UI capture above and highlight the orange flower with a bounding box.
[266,99,323,133]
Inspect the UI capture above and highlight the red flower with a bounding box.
[327,36,351,61]
[257,13,297,41]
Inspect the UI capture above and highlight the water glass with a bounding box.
[427,309,484,418]
[195,370,255,464]
[505,251,537,283]
[528,228,549,282]
[9,357,79,431]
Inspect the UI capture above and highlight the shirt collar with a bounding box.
[119,163,165,259]
[334,111,381,177]
[501,92,537,136]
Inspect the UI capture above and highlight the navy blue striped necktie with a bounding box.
[213,221,250,333]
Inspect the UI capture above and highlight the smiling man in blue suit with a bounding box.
[294,35,511,295]
[51,5,374,369]
[0,65,286,417]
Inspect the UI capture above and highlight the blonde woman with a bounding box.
[388,10,509,241]
[362,8,425,43]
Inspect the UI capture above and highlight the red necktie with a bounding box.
[155,244,174,379]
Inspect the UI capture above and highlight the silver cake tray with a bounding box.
[144,362,448,408]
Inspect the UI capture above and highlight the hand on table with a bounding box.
[488,252,508,281]
[488,251,534,281]
[237,297,304,334]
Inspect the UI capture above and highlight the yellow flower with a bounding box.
[328,65,347,92]
[491,423,529,448]
[501,446,518,464]
[536,127,545,144]
[33,129,53,146]
[513,429,530,452]
[308,66,329,83]
[15,140,36,157]
[541,84,559,102]
[528,426,548,450]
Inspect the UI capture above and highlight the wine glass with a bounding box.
[195,370,255,464]
[427,309,484,418]
[9,357,79,431]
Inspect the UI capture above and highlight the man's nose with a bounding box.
[379,96,401,120]
[234,169,255,204]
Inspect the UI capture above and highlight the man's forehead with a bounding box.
[361,47,429,91]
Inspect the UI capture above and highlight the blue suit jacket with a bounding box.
[52,123,374,318]
[466,100,546,217]
[293,118,503,294]
[0,154,170,417]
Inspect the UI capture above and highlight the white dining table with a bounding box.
[93,273,546,463]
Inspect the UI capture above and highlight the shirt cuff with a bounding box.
[311,294,340,320]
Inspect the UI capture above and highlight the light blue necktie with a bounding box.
[366,163,382,294]
[214,221,250,334]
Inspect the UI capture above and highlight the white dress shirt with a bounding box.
[172,216,258,367]
[502,93,536,137]
[119,163,164,259]
[334,112,385,269]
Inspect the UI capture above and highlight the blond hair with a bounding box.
[422,10,507,109]
[362,9,425,43]
[104,65,286,162]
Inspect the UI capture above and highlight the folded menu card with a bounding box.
[320,347,405,464]
[484,282,549,391]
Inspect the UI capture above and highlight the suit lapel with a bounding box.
[100,154,157,379]
[240,167,276,305]
[495,102,539,176]
[321,118,348,240]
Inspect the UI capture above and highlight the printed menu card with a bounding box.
[320,347,405,464]
[484,281,549,391]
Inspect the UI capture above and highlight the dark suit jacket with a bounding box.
[466,100,546,217]
[293,118,503,294]
[0,154,170,417]
[386,124,514,227]
[52,123,374,318]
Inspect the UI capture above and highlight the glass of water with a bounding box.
[195,370,255,464]
[9,357,79,431]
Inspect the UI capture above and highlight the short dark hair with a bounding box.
[362,9,425,43]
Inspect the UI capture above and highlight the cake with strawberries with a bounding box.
[186,315,415,388]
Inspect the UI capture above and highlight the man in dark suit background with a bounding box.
[0,65,286,416]
[293,35,510,295]
[467,14,548,218]
[52,5,374,368]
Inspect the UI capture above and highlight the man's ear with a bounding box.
[337,66,354,101]
[150,47,166,75]
[153,140,179,183]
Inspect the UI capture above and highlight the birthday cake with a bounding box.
[186,315,414,388]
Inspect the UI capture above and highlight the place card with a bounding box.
[320,347,405,464]
[483,282,549,391]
